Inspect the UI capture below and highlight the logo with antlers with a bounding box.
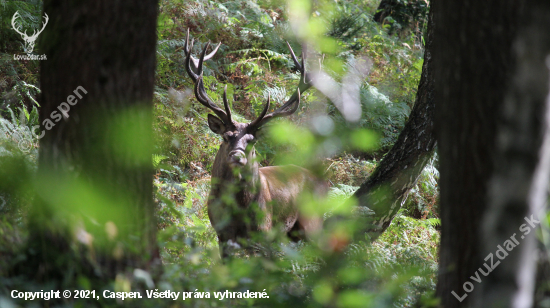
[11,11,49,54]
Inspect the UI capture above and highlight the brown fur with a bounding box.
[208,140,327,258]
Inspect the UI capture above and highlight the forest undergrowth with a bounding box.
[0,0,440,307]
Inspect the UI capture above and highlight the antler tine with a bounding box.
[185,29,221,74]
[184,28,191,54]
[275,89,300,117]
[223,85,232,123]
[184,39,199,83]
[249,94,271,129]
[248,91,300,131]
[270,43,311,112]
[248,42,312,129]
[205,42,221,61]
[286,41,302,71]
[195,77,222,116]
[256,89,300,126]
[196,41,211,77]
[194,76,231,124]
[300,45,307,84]
[184,29,199,73]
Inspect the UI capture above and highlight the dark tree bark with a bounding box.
[353,3,436,240]
[475,1,550,306]
[373,0,393,23]
[431,0,550,306]
[23,0,159,282]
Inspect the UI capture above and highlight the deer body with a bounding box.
[209,156,325,242]
[184,31,326,257]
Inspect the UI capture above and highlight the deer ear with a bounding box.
[207,114,225,135]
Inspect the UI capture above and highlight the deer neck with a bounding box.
[211,145,260,203]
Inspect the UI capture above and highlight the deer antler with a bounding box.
[11,12,26,38]
[248,42,312,131]
[28,13,49,40]
[184,32,232,125]
[184,31,314,129]
[184,29,221,75]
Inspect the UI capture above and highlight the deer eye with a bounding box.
[222,131,234,141]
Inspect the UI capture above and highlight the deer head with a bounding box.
[11,11,49,54]
[183,30,312,176]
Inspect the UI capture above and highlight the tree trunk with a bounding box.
[476,1,550,306]
[373,0,394,23]
[23,0,159,282]
[353,2,436,240]
[432,0,545,306]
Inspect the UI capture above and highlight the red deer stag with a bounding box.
[183,31,327,258]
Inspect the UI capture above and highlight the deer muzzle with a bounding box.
[228,150,247,167]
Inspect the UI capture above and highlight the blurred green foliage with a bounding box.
[148,1,438,307]
[0,0,441,307]
[374,0,429,38]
